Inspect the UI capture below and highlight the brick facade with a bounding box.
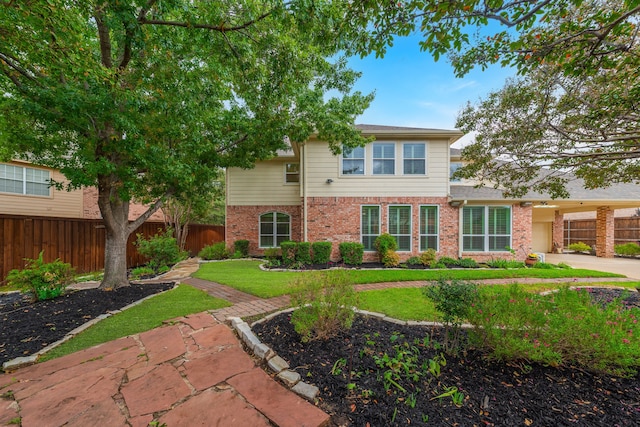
[553,210,564,253]
[595,206,615,258]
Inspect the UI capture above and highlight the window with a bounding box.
[259,212,290,247]
[285,163,299,183]
[361,206,380,251]
[389,205,411,251]
[462,206,511,252]
[0,163,50,196]
[373,143,395,175]
[419,206,438,251]
[403,144,426,175]
[450,162,463,182]
[342,146,365,175]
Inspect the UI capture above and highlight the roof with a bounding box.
[356,124,464,143]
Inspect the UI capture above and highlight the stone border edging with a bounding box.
[2,284,179,372]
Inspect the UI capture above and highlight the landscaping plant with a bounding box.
[567,242,592,253]
[280,241,297,266]
[134,228,187,272]
[296,242,313,265]
[615,242,640,257]
[419,249,437,266]
[6,251,75,301]
[233,240,250,257]
[339,242,364,265]
[374,233,397,263]
[289,270,357,342]
[311,241,332,264]
[198,242,229,260]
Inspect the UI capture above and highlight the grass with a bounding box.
[39,284,230,361]
[193,260,625,298]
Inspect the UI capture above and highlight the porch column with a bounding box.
[595,206,615,258]
[552,210,564,253]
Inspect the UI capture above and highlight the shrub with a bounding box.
[423,278,478,352]
[198,242,229,260]
[568,242,592,253]
[129,266,156,280]
[382,249,400,267]
[467,285,640,376]
[438,257,460,268]
[7,251,75,301]
[406,256,422,266]
[280,241,297,266]
[289,271,357,342]
[419,249,437,266]
[296,242,312,265]
[531,262,555,269]
[339,242,364,265]
[374,233,397,262]
[457,258,478,268]
[311,241,332,264]
[234,240,250,257]
[615,242,640,257]
[486,258,526,269]
[135,228,187,271]
[263,247,280,261]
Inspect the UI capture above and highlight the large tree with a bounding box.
[344,0,640,197]
[0,1,373,289]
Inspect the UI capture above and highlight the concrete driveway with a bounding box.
[545,253,640,280]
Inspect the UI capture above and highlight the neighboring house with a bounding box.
[226,124,640,261]
[0,160,163,221]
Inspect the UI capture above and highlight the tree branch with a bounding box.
[93,6,113,68]
[139,10,272,32]
[128,197,165,232]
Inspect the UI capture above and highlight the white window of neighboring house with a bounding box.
[419,205,438,251]
[403,143,426,175]
[342,146,365,175]
[450,162,463,182]
[389,205,411,251]
[462,206,512,251]
[373,143,395,175]
[0,163,50,196]
[259,212,291,248]
[285,163,299,183]
[361,205,380,251]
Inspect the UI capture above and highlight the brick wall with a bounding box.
[553,210,564,252]
[595,206,615,257]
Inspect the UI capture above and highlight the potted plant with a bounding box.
[525,253,538,266]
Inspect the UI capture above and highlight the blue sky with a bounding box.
[348,34,515,146]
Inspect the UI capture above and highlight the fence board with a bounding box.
[0,214,224,282]
[564,217,640,248]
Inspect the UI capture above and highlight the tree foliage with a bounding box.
[0,1,373,288]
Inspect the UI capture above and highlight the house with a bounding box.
[226,124,640,261]
[0,160,163,221]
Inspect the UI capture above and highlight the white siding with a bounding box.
[227,160,301,206]
[303,139,451,197]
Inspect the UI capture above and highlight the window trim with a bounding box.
[403,143,426,176]
[360,205,381,252]
[0,163,51,197]
[259,212,291,248]
[419,205,439,251]
[284,162,300,184]
[462,205,512,252]
[388,205,412,252]
[341,146,365,176]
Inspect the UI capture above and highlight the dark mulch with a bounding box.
[0,283,174,367]
[254,288,640,427]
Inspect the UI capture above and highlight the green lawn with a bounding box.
[40,284,230,361]
[193,260,625,298]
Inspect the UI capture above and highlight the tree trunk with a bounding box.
[98,182,132,290]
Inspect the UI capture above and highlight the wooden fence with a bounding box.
[564,217,640,248]
[0,214,224,281]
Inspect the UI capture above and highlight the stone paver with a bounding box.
[121,364,191,417]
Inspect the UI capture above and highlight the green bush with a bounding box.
[406,256,422,266]
[339,242,364,265]
[467,284,640,376]
[135,228,187,271]
[531,261,555,269]
[486,258,526,269]
[457,258,479,268]
[129,266,156,280]
[423,278,478,352]
[289,270,357,342]
[7,251,75,301]
[198,242,229,260]
[280,241,297,266]
[568,242,592,253]
[438,256,461,267]
[382,249,400,267]
[263,247,280,261]
[419,249,437,266]
[615,242,640,257]
[374,233,397,262]
[311,241,332,264]
[296,242,312,265]
[234,240,250,257]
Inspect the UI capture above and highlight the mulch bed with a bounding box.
[254,288,640,426]
[0,283,174,367]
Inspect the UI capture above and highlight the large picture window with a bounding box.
[259,212,291,247]
[419,205,438,251]
[0,163,50,196]
[361,206,380,251]
[403,144,426,175]
[462,206,511,252]
[342,146,365,175]
[373,143,395,175]
[389,205,411,251]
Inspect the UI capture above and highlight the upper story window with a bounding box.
[450,162,463,182]
[285,163,299,183]
[342,146,365,175]
[0,163,50,196]
[403,143,426,175]
[373,143,395,175]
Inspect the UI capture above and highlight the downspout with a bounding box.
[457,200,467,259]
[302,144,308,242]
